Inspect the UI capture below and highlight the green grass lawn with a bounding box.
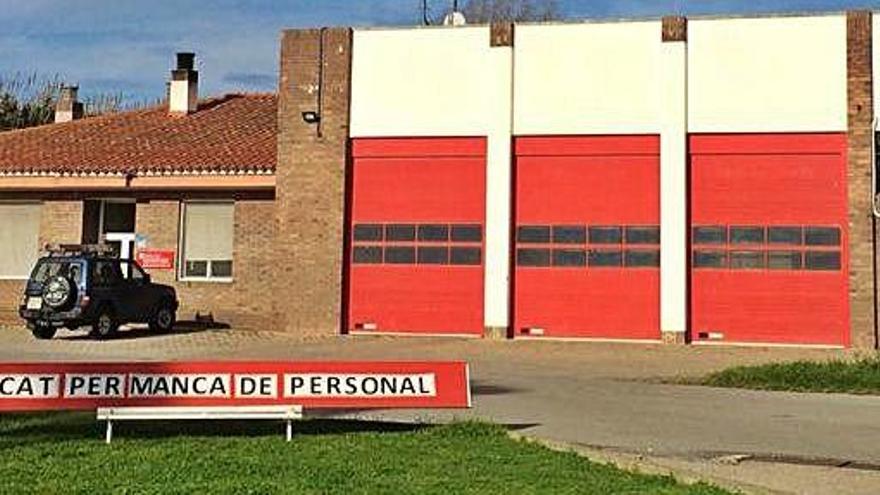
[0,413,728,495]
[697,356,880,395]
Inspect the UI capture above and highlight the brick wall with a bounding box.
[0,281,24,324]
[38,200,82,247]
[135,199,277,330]
[846,11,877,349]
[276,28,352,337]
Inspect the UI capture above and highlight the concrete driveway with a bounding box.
[1,325,879,494]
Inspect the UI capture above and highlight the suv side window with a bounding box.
[91,260,122,288]
[124,261,147,282]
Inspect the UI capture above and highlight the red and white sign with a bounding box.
[135,248,175,270]
[0,361,471,411]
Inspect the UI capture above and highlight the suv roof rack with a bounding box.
[44,243,118,258]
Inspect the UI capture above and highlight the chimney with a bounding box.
[55,85,83,123]
[169,52,198,114]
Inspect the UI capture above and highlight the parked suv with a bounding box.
[19,244,179,340]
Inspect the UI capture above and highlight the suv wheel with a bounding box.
[31,323,56,340]
[91,308,118,339]
[149,304,176,333]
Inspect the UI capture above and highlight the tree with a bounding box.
[0,73,129,132]
[428,0,561,24]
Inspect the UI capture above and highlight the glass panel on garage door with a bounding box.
[513,136,660,339]
[689,133,849,346]
[347,137,486,335]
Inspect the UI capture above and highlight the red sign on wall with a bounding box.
[0,361,471,411]
[136,248,175,270]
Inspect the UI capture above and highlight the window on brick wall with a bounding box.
[180,202,234,280]
[0,203,41,279]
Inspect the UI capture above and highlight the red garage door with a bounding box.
[513,136,660,339]
[690,133,849,346]
[347,137,486,335]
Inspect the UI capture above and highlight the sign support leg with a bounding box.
[286,418,292,442]
[105,420,113,444]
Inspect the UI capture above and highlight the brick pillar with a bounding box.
[276,28,352,337]
[39,200,83,247]
[660,15,688,345]
[846,11,877,349]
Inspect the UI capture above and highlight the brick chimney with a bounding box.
[169,52,198,114]
[55,85,83,123]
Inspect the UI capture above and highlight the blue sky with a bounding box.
[1,0,879,103]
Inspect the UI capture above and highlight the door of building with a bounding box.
[83,199,137,261]
[346,137,487,335]
[512,135,661,340]
[689,133,849,346]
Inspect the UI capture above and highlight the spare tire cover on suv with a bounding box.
[42,275,76,309]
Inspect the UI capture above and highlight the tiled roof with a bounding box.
[0,93,276,176]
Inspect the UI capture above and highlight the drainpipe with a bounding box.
[873,117,879,217]
[874,117,880,349]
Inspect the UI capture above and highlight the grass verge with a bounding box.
[0,413,728,494]
[696,356,880,395]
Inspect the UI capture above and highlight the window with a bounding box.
[352,222,482,267]
[181,202,234,280]
[805,251,841,271]
[693,251,726,268]
[417,246,448,264]
[515,223,659,270]
[451,224,482,242]
[353,224,383,242]
[91,260,122,287]
[730,251,764,269]
[450,247,481,265]
[693,226,726,244]
[588,226,622,244]
[730,226,765,244]
[625,226,660,245]
[33,260,84,285]
[804,227,840,246]
[552,249,586,267]
[102,201,136,233]
[517,225,550,243]
[552,226,586,244]
[353,246,382,264]
[588,249,622,267]
[126,261,147,282]
[0,203,41,279]
[385,246,415,264]
[625,250,660,267]
[769,226,802,245]
[418,224,449,242]
[517,248,550,267]
[691,224,843,272]
[768,251,802,270]
[386,224,416,241]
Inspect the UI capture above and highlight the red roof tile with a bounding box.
[0,93,276,175]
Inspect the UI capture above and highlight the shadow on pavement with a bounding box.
[471,382,526,396]
[56,320,231,341]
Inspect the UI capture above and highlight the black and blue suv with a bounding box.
[19,245,178,340]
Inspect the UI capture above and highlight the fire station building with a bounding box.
[1,11,880,348]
